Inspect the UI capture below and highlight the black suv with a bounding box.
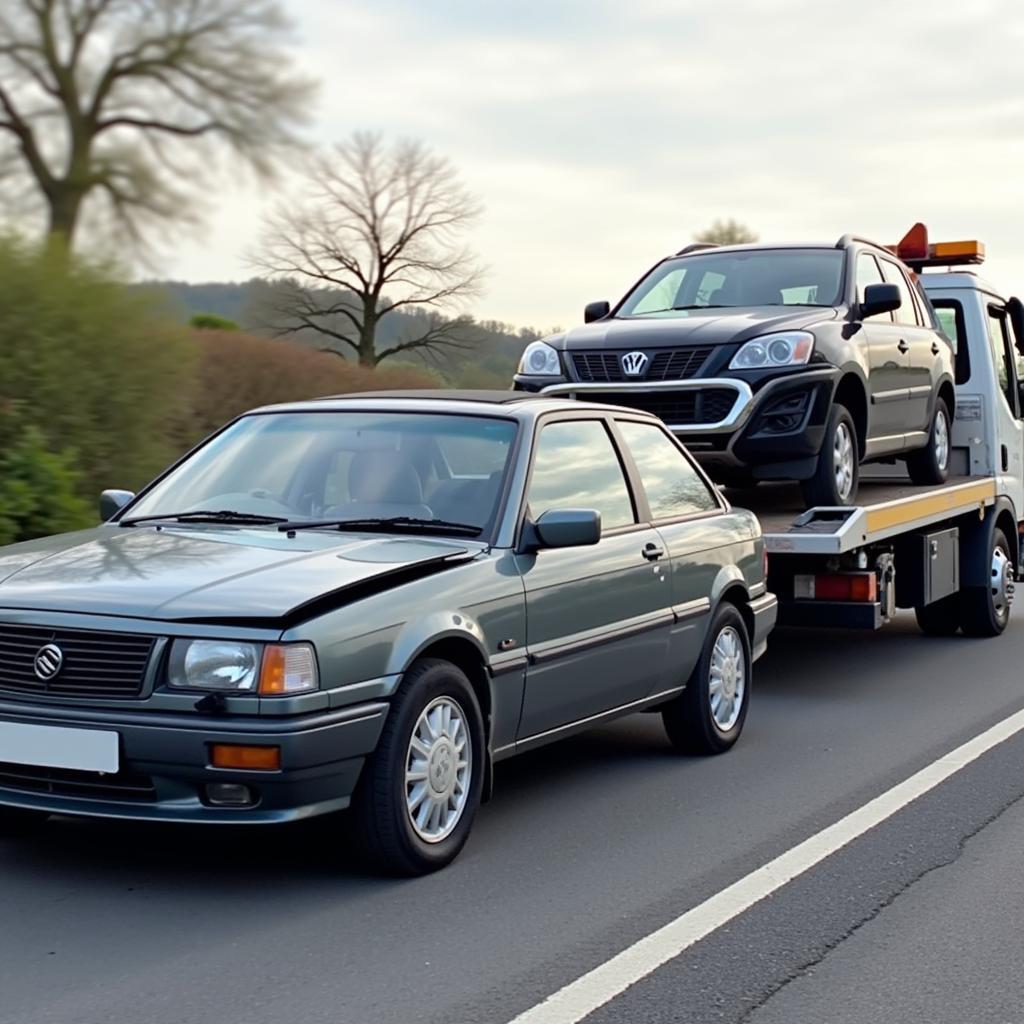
[514,237,956,506]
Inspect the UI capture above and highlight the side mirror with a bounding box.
[99,489,135,521]
[532,508,601,550]
[860,282,901,320]
[1007,297,1024,359]
[584,301,611,324]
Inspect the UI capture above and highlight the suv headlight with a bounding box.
[729,331,814,370]
[518,340,562,376]
[167,640,318,695]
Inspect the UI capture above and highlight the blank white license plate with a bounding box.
[0,721,120,774]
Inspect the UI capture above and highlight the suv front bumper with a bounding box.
[0,696,388,823]
[534,366,840,480]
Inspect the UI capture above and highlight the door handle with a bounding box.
[642,542,664,561]
[897,339,910,354]
[931,342,941,355]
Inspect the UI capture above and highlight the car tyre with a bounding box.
[906,398,951,486]
[353,657,485,876]
[801,403,859,507]
[960,527,1014,637]
[915,593,961,636]
[0,806,49,836]
[663,603,750,755]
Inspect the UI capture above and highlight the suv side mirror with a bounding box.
[100,489,135,521]
[584,301,610,323]
[860,282,901,320]
[526,509,601,551]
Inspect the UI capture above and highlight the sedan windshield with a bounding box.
[123,411,518,537]
[618,248,845,318]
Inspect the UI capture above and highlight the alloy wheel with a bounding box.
[833,421,855,502]
[709,625,746,731]
[404,696,472,843]
[934,408,950,472]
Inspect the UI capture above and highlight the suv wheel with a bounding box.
[662,603,751,755]
[353,658,485,875]
[906,398,951,486]
[801,404,859,507]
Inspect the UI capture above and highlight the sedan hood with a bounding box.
[0,526,476,623]
[552,306,837,350]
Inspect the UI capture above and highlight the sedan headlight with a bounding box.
[729,331,814,370]
[518,340,562,376]
[168,640,318,695]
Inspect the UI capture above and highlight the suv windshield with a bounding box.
[618,248,845,318]
[124,411,518,537]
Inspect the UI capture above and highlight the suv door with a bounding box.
[856,252,908,445]
[879,257,936,431]
[614,418,731,686]
[515,417,673,739]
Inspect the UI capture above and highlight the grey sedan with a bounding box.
[0,391,776,874]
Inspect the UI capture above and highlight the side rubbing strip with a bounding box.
[672,598,711,622]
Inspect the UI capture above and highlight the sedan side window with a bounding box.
[528,420,635,530]
[617,421,720,519]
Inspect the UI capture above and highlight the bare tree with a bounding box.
[254,132,485,367]
[694,218,759,246]
[0,0,315,245]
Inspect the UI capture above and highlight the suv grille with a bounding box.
[572,347,713,382]
[595,387,738,426]
[0,624,155,699]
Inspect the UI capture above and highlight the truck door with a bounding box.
[984,302,1024,500]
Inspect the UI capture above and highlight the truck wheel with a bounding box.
[906,398,951,486]
[0,806,49,836]
[663,604,750,755]
[915,593,961,636]
[353,658,485,876]
[960,527,1014,637]
[801,404,859,507]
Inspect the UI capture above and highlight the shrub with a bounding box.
[0,414,92,545]
[190,312,240,331]
[183,331,439,444]
[0,237,194,497]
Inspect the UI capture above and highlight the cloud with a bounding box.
[160,0,1024,326]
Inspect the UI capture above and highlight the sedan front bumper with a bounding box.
[0,697,388,823]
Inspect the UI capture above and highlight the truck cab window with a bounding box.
[932,299,971,385]
[986,305,1020,417]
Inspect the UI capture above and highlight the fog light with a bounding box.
[205,783,256,807]
[210,743,281,770]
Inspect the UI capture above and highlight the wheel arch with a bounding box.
[937,378,956,420]
[711,568,754,639]
[834,372,868,454]
[960,499,1019,587]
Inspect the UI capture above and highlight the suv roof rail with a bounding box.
[835,233,888,251]
[676,242,719,255]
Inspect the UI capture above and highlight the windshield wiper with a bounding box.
[279,516,483,537]
[119,510,290,528]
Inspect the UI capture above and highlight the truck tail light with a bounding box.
[794,572,877,602]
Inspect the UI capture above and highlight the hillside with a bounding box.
[145,279,544,388]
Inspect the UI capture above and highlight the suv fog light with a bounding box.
[205,783,256,807]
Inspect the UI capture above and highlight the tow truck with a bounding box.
[751,227,1022,636]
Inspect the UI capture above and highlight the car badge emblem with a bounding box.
[33,643,64,681]
[621,351,649,377]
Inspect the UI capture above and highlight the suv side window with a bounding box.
[986,305,1020,417]
[880,259,922,326]
[856,253,892,322]
[528,420,635,530]
[617,420,719,519]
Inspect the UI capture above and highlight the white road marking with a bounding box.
[509,706,1024,1024]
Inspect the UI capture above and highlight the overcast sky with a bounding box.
[163,0,1024,329]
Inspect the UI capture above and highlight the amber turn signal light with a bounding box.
[210,744,281,771]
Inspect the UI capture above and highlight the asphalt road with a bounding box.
[3,612,1024,1024]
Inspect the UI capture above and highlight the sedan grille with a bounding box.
[0,762,157,802]
[594,388,739,426]
[0,624,155,699]
[572,347,714,382]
